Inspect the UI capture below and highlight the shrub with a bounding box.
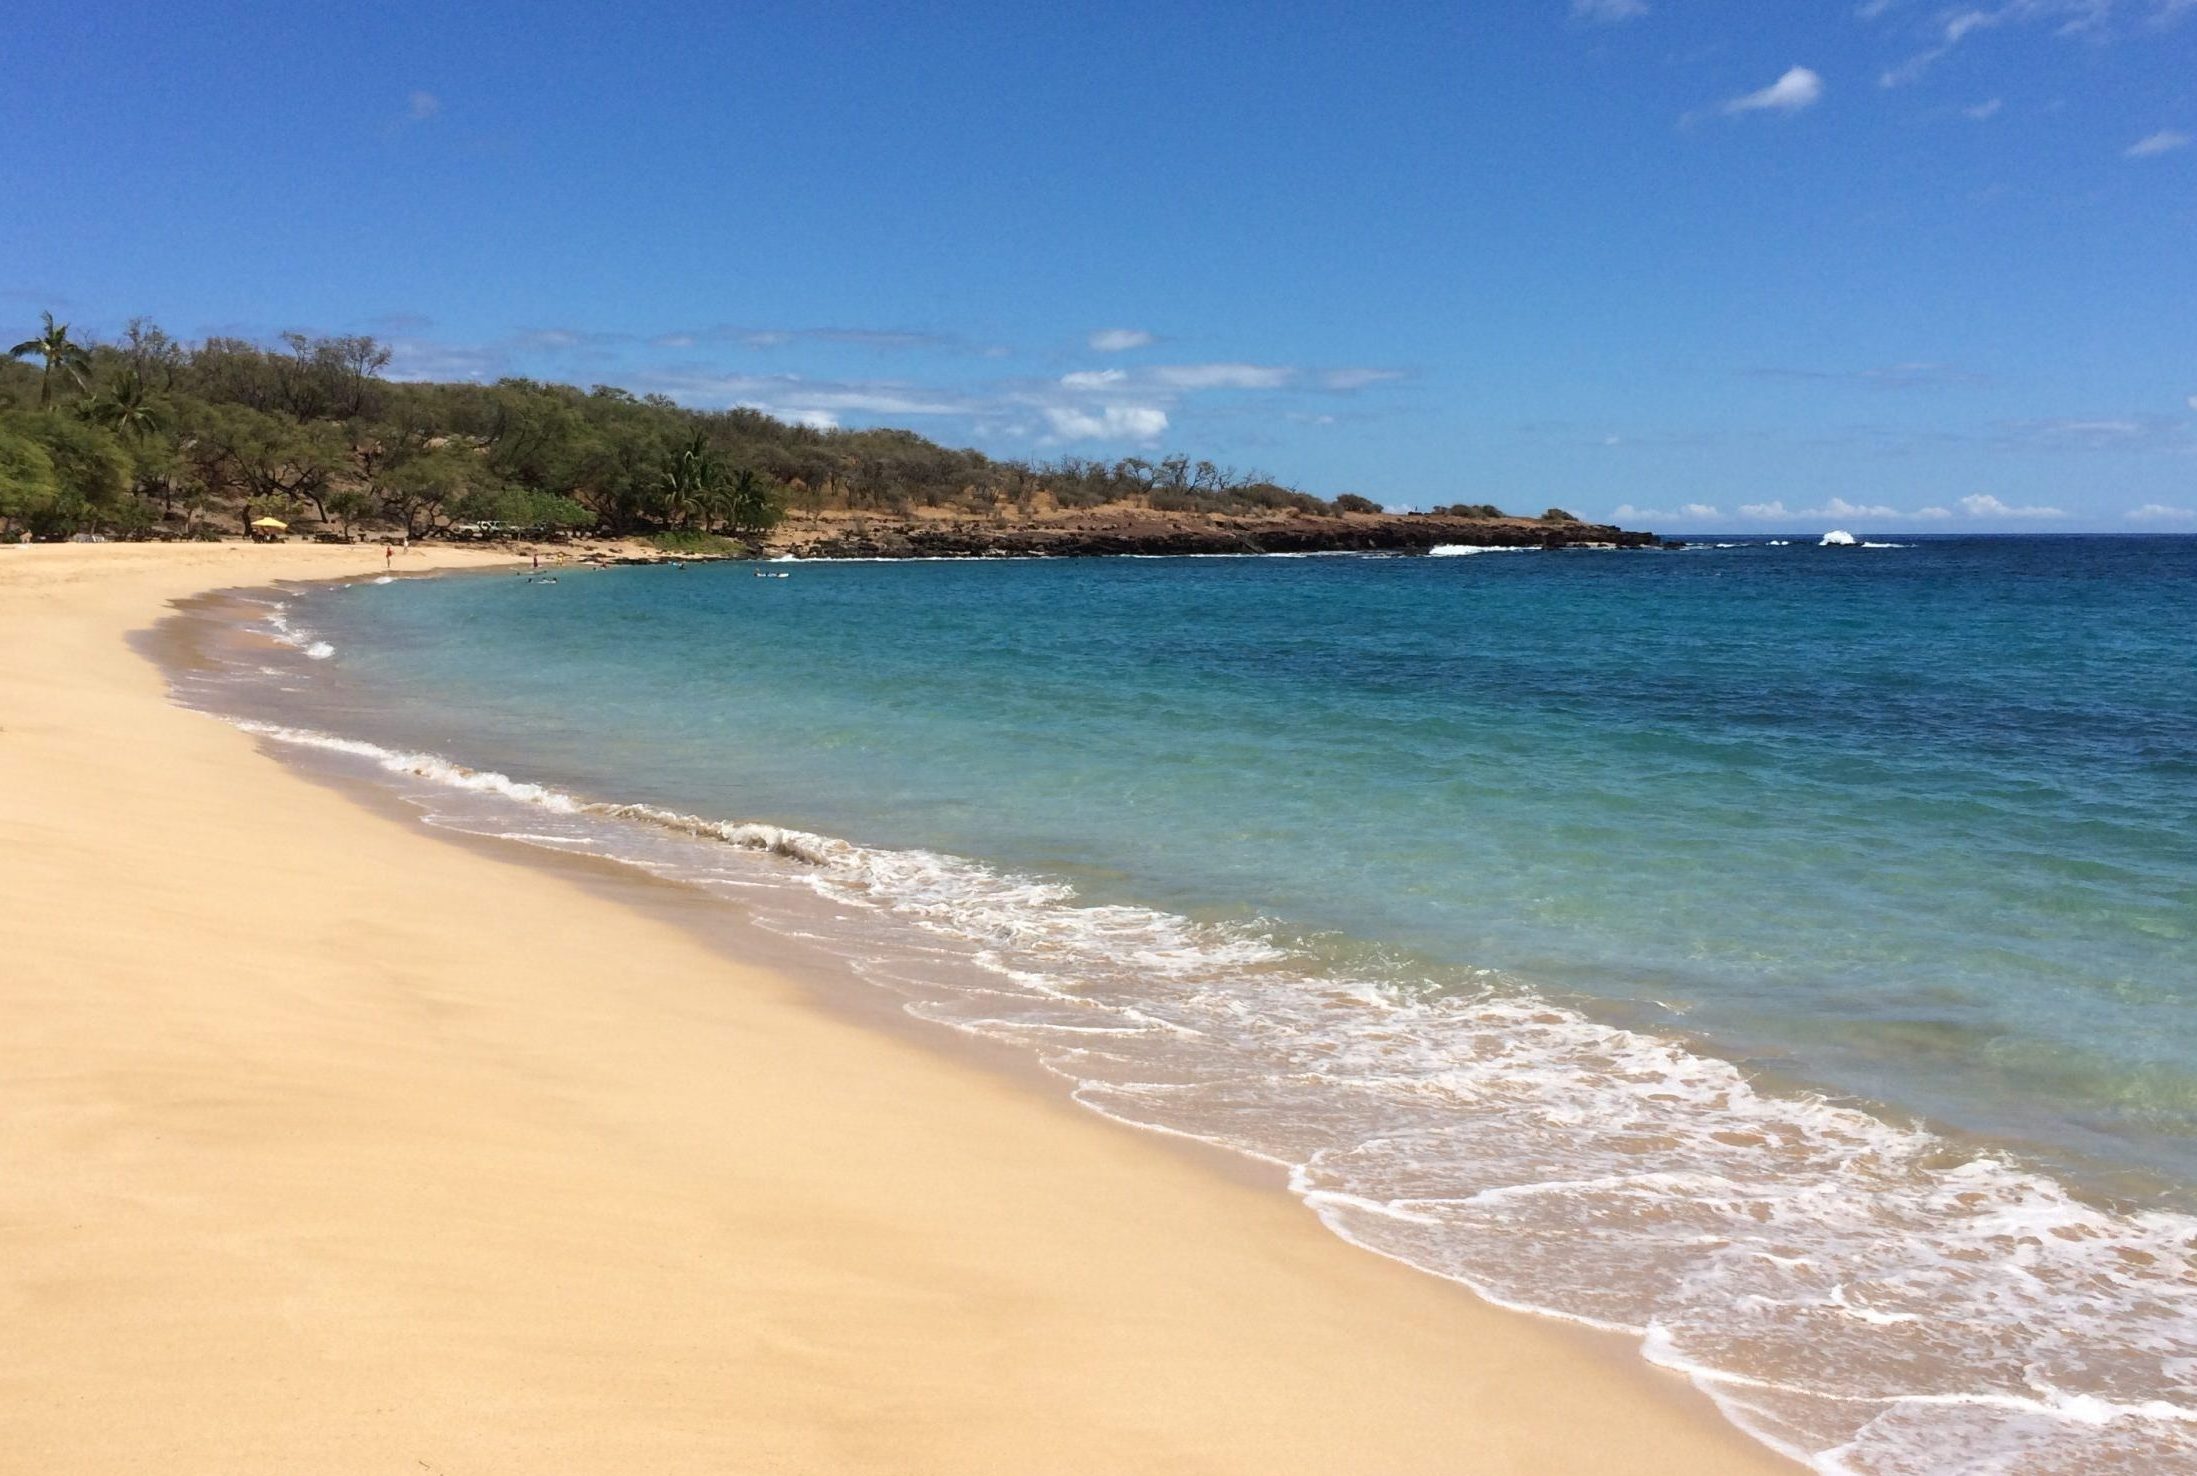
[648,530,750,556]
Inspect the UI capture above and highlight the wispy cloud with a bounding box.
[1960,492,2067,518]
[713,326,959,351]
[1746,360,1984,389]
[1964,97,2005,119]
[1879,9,2005,87]
[646,371,975,421]
[2126,129,2191,157]
[1873,1,2197,88]
[1722,66,1825,116]
[1322,367,1408,391]
[406,90,440,121]
[1088,327,1154,352]
[2127,502,2196,521]
[1570,0,1650,23]
[1146,362,1297,390]
[1996,414,2189,449]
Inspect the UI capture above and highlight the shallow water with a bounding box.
[181,537,2197,1474]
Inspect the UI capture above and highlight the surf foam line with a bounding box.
[228,715,2197,1476]
[252,599,336,659]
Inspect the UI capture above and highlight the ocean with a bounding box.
[181,536,2197,1475]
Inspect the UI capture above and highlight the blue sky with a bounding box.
[4,0,2194,530]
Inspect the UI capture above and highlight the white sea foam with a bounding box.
[224,714,2197,1476]
[259,603,336,659]
[1428,544,1538,557]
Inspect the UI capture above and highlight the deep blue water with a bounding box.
[235,536,2197,1474]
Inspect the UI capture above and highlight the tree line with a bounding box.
[0,312,1558,542]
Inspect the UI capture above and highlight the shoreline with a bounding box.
[0,543,1796,1473]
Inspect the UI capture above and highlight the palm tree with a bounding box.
[8,312,92,406]
[83,368,166,439]
[658,431,719,529]
[726,466,779,534]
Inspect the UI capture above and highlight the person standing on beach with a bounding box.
[384,545,393,571]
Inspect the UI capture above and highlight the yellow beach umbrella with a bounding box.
[249,517,288,530]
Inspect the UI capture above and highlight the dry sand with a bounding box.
[0,543,1794,1474]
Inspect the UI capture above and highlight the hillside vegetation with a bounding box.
[0,313,1583,544]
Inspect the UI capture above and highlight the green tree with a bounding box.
[0,421,59,534]
[193,403,345,524]
[323,488,378,538]
[2,412,130,535]
[379,443,489,538]
[8,312,92,407]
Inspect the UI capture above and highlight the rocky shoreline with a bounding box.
[777,513,1661,560]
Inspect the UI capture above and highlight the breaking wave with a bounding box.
[253,599,336,659]
[227,715,2197,1476]
[1427,544,1540,557]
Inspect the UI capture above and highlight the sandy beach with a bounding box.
[0,543,1791,1474]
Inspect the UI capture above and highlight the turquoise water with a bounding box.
[217,538,2197,1474]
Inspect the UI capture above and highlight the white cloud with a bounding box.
[1089,328,1155,352]
[1959,492,2066,519]
[1723,66,1825,115]
[2126,129,2191,157]
[1571,0,1650,22]
[407,90,440,121]
[1147,363,1296,390]
[1816,495,1904,519]
[1965,98,2004,119]
[769,408,841,431]
[2127,502,2197,521]
[1732,497,1952,522]
[1613,502,1722,522]
[1042,404,1170,441]
[1060,369,1127,389]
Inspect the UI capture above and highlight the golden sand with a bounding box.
[0,543,1792,1474]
